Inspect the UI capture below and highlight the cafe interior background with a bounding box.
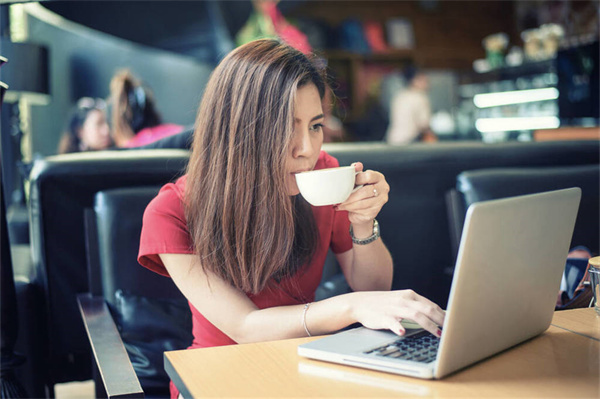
[0,1,598,398]
[2,1,599,160]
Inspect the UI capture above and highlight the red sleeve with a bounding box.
[319,150,343,169]
[331,209,352,254]
[138,182,194,277]
[318,151,353,254]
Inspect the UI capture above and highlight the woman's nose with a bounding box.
[292,128,313,158]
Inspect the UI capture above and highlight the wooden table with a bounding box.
[550,307,599,340]
[165,309,599,398]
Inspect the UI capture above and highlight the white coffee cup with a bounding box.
[295,166,359,206]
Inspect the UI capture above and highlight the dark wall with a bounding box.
[39,1,307,64]
[41,1,239,65]
[23,4,214,156]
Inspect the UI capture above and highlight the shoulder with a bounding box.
[136,124,184,137]
[157,174,186,202]
[138,175,193,276]
[145,175,187,220]
[315,150,341,170]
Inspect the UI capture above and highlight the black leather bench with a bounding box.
[80,186,192,398]
[27,150,189,392]
[449,164,600,257]
[25,140,599,392]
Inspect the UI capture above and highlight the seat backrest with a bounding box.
[93,187,182,302]
[28,149,189,384]
[454,164,600,256]
[89,186,192,397]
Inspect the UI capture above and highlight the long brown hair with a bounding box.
[109,69,161,146]
[185,39,326,294]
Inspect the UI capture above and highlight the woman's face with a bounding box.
[78,109,111,150]
[286,83,324,196]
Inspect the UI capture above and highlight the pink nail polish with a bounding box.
[436,329,442,338]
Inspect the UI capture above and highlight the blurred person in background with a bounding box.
[57,97,112,154]
[110,69,184,148]
[385,66,437,145]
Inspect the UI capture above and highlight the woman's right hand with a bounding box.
[349,290,445,337]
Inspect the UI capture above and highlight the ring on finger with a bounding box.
[373,188,378,197]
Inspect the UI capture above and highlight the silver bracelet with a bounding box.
[302,302,312,337]
[349,218,380,245]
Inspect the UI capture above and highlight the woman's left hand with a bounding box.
[335,162,389,226]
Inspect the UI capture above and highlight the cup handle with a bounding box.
[352,171,363,193]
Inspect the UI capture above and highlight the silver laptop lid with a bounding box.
[435,188,581,378]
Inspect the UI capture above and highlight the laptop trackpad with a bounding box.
[309,327,422,355]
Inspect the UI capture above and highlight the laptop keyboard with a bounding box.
[364,330,440,363]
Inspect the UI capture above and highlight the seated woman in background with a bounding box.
[57,97,112,154]
[138,39,445,399]
[109,69,184,148]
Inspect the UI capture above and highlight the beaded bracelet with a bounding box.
[302,302,312,337]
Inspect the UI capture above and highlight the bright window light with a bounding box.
[473,88,559,108]
[475,116,560,132]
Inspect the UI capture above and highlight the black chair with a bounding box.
[446,164,600,262]
[1,167,29,398]
[28,149,189,391]
[28,141,600,389]
[78,186,192,398]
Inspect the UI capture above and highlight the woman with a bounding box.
[109,69,183,148]
[138,39,444,398]
[57,97,112,154]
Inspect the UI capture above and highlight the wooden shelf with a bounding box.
[323,49,414,62]
[461,59,555,85]
[534,126,600,141]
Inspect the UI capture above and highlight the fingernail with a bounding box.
[436,329,442,338]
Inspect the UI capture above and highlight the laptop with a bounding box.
[298,188,581,379]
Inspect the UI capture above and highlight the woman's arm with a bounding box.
[335,163,394,291]
[335,239,393,292]
[160,253,444,344]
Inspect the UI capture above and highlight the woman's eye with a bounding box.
[310,123,324,132]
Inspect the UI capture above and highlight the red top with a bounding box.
[138,150,353,349]
[124,123,184,148]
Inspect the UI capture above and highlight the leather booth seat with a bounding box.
[86,187,192,397]
[28,150,189,390]
[11,245,46,399]
[454,165,600,256]
[26,140,599,390]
